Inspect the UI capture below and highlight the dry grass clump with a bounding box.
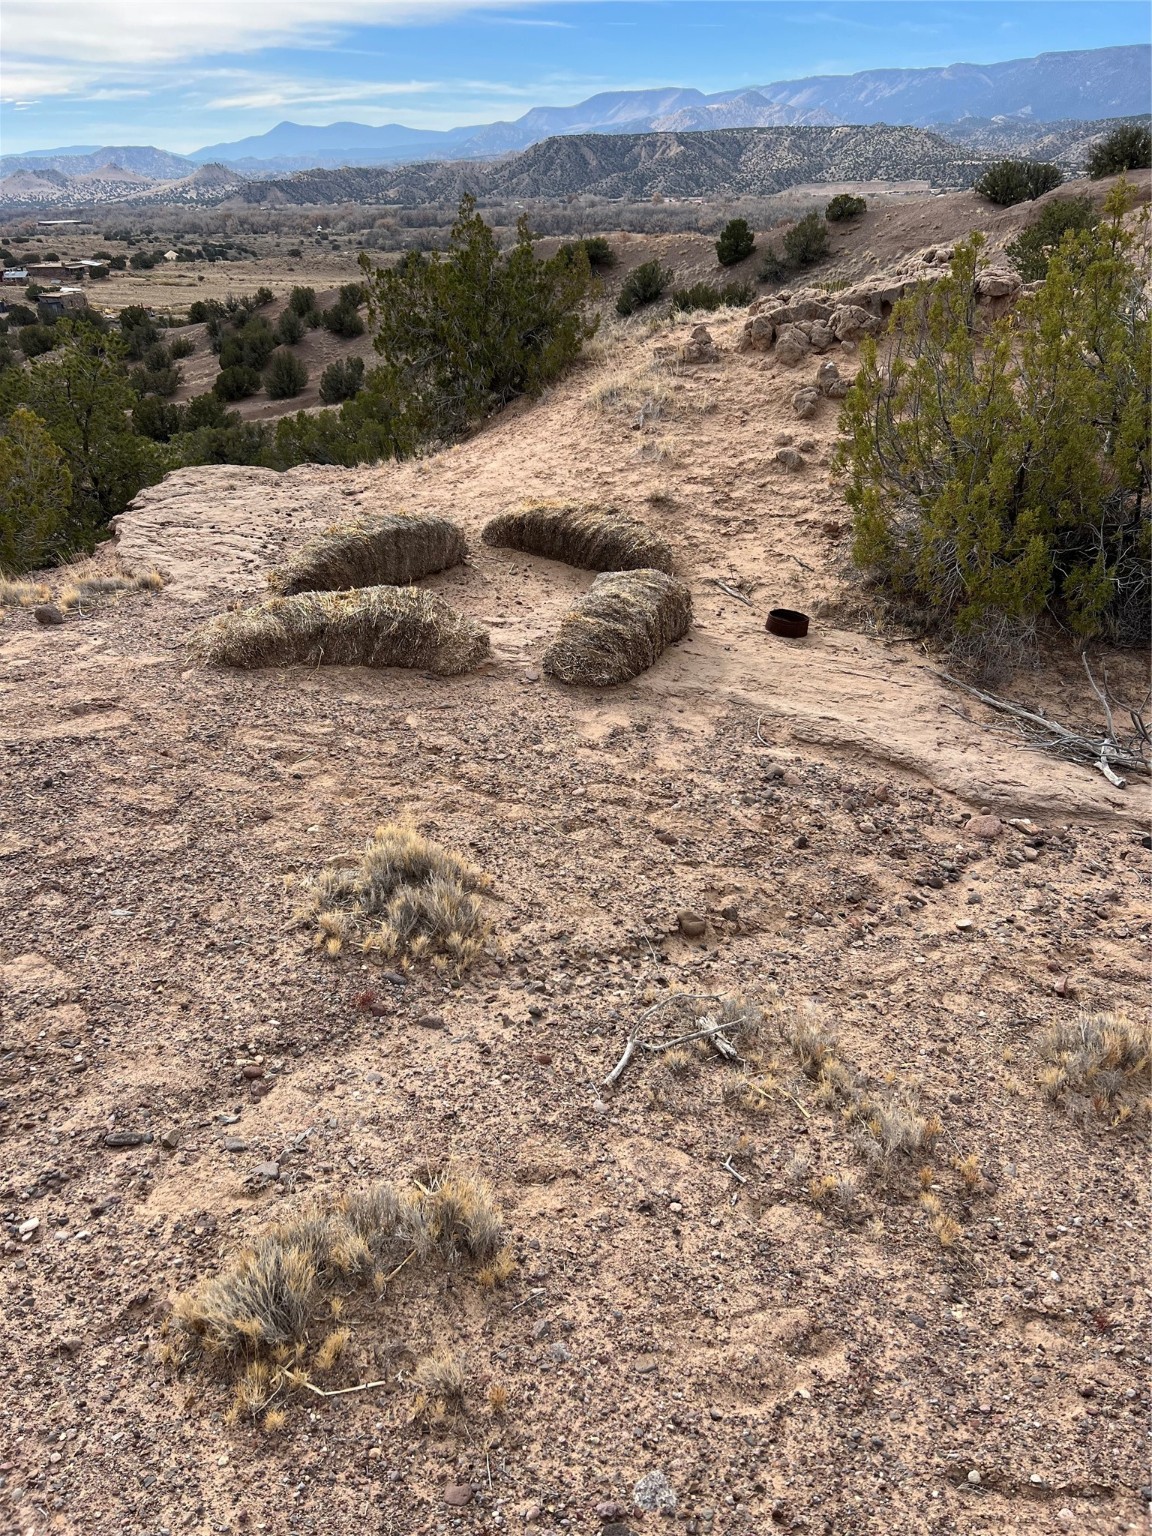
[167,1169,505,1427]
[1038,1010,1151,1123]
[59,571,164,609]
[267,513,467,595]
[543,568,692,687]
[481,502,675,575]
[190,586,490,677]
[300,821,493,972]
[0,578,50,609]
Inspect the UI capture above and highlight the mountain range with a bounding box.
[4,44,1148,178]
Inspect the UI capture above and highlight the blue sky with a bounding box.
[3,1,1148,154]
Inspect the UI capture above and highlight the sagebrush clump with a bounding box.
[973,158,1063,206]
[300,821,494,972]
[1038,1011,1150,1123]
[617,259,673,316]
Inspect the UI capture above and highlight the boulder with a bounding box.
[775,447,805,471]
[976,269,1022,300]
[737,314,776,353]
[831,304,883,342]
[791,387,821,420]
[679,324,720,364]
[775,325,811,367]
[807,321,835,352]
[775,297,832,324]
[816,361,849,399]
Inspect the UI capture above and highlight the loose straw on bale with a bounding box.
[268,513,467,595]
[481,502,674,574]
[191,586,489,676]
[543,567,692,687]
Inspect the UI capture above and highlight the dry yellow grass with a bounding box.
[267,512,467,595]
[190,585,490,676]
[1038,1009,1151,1122]
[543,567,692,687]
[300,821,493,972]
[481,501,675,575]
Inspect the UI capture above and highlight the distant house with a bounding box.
[26,263,80,283]
[75,259,110,278]
[37,289,89,316]
[2,268,29,285]
[164,250,179,262]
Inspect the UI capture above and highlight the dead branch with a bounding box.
[601,993,735,1087]
[934,667,1150,783]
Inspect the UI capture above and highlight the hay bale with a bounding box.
[191,586,489,676]
[268,512,467,595]
[543,568,692,687]
[481,502,674,575]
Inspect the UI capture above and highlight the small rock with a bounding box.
[221,1137,249,1153]
[774,324,810,366]
[252,1161,280,1183]
[104,1131,150,1149]
[967,1469,981,1485]
[815,359,849,398]
[775,446,804,471]
[773,431,794,446]
[677,910,706,940]
[159,1128,181,1151]
[791,387,820,419]
[679,324,720,364]
[633,1470,677,1514]
[602,1525,636,1536]
[416,1013,445,1029]
[364,1070,384,1084]
[955,919,974,931]
[443,1483,473,1507]
[34,604,64,626]
[1022,846,1039,861]
[1056,1510,1075,1529]
[966,814,1003,840]
[241,1063,264,1080]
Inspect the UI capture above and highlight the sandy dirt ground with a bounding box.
[0,251,1149,1536]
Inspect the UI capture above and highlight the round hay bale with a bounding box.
[481,502,674,575]
[268,513,467,595]
[543,568,692,687]
[191,586,489,676]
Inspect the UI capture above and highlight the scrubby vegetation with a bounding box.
[263,348,309,400]
[973,158,1063,206]
[616,259,673,316]
[671,280,753,312]
[166,1170,509,1428]
[1004,196,1098,281]
[716,217,755,266]
[758,212,832,281]
[838,187,1150,669]
[1086,120,1152,178]
[318,356,365,404]
[826,193,867,221]
[556,235,616,270]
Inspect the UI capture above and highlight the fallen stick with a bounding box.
[602,993,729,1086]
[713,579,753,607]
[298,1377,390,1399]
[723,1157,748,1184]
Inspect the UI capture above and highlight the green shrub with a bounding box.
[318,356,365,404]
[167,334,195,360]
[287,247,303,258]
[836,188,1150,665]
[188,298,225,325]
[0,321,164,532]
[616,259,673,316]
[264,348,309,400]
[1005,196,1098,281]
[273,309,305,345]
[757,247,788,283]
[782,213,831,268]
[0,408,74,574]
[973,159,1063,206]
[322,301,366,338]
[4,304,35,327]
[131,363,182,399]
[186,392,232,430]
[18,324,57,358]
[109,255,126,271]
[133,395,186,442]
[671,280,753,312]
[826,193,867,221]
[580,236,617,270]
[360,195,596,441]
[716,218,756,266]
[119,305,160,360]
[288,285,317,316]
[252,286,275,308]
[128,249,164,270]
[219,316,275,372]
[1087,121,1152,178]
[213,365,262,401]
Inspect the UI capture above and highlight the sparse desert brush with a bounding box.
[413,1348,467,1413]
[791,1018,835,1079]
[299,821,494,972]
[954,1154,984,1192]
[543,567,692,687]
[487,1381,509,1416]
[920,1194,962,1249]
[267,512,467,595]
[810,1168,861,1216]
[190,586,490,677]
[169,1169,503,1424]
[58,571,164,610]
[477,1247,517,1290]
[661,1046,693,1075]
[482,501,675,575]
[1038,1010,1151,1122]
